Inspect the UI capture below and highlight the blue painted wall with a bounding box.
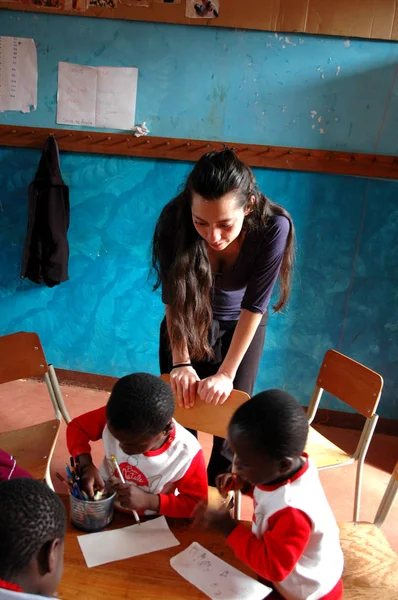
[0,12,397,418]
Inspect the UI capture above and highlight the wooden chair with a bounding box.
[0,331,66,489]
[161,374,250,519]
[306,349,384,521]
[339,461,398,599]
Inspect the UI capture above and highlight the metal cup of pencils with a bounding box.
[69,488,116,532]
[63,457,116,532]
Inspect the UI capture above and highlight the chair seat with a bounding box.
[0,419,60,480]
[306,426,352,469]
[339,522,398,599]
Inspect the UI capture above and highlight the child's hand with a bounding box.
[114,483,160,513]
[193,501,238,537]
[216,472,245,498]
[79,462,105,500]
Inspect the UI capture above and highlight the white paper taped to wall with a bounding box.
[57,62,138,130]
[0,36,37,113]
[170,542,272,599]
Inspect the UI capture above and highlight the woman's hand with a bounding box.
[197,372,233,405]
[170,366,200,409]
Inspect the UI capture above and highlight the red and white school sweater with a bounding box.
[67,407,208,518]
[227,455,344,600]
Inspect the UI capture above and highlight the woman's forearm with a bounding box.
[219,309,263,380]
[165,305,190,365]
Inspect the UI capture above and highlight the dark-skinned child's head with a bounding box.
[229,389,309,486]
[0,478,66,596]
[106,373,175,455]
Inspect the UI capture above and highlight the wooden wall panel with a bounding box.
[1,0,398,40]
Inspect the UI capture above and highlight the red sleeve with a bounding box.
[158,449,208,518]
[66,406,107,457]
[227,507,312,582]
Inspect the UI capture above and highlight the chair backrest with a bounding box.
[160,374,250,438]
[316,349,383,418]
[0,332,49,384]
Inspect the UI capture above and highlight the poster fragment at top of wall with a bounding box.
[0,0,91,11]
[89,0,117,8]
[119,0,152,6]
[185,0,219,18]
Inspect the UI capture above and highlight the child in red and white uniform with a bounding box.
[67,372,208,518]
[195,389,344,600]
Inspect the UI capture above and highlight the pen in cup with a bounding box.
[111,454,141,525]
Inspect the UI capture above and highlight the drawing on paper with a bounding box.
[170,542,272,600]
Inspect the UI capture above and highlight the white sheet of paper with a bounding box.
[77,516,180,568]
[57,62,138,130]
[96,66,138,129]
[57,62,96,127]
[171,542,272,600]
[0,36,37,113]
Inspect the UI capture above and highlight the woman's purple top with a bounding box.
[212,215,290,320]
[162,214,290,322]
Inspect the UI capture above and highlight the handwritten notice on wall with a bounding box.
[0,36,38,113]
[170,542,272,600]
[57,62,138,130]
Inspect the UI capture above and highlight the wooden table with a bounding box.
[58,496,255,600]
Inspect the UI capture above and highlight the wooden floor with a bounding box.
[0,378,397,552]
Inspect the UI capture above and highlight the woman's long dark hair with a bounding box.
[152,149,295,361]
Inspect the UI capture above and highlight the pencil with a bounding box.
[111,454,140,525]
[56,472,72,493]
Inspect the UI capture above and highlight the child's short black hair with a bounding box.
[106,373,174,435]
[0,478,66,580]
[229,389,308,459]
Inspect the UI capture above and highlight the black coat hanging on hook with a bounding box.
[21,135,70,287]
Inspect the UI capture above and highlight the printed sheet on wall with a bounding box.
[0,36,38,113]
[57,62,138,130]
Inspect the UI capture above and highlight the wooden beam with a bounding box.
[1,1,398,40]
[0,124,397,179]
